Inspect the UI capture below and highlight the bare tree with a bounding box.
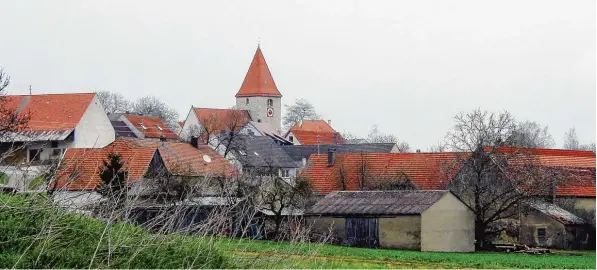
[283,98,321,131]
[0,68,29,133]
[197,107,249,158]
[563,127,595,152]
[508,120,555,148]
[133,96,179,129]
[563,127,580,150]
[445,109,549,250]
[367,125,411,152]
[427,141,448,152]
[95,90,131,114]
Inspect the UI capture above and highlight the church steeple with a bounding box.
[235,46,282,98]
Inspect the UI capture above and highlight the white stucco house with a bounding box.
[0,93,115,191]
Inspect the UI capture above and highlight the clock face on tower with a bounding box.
[267,108,274,117]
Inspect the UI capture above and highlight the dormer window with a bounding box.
[139,123,148,130]
[246,98,249,105]
[156,125,163,131]
[267,99,273,107]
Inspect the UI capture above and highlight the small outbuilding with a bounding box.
[306,190,475,252]
[520,201,591,250]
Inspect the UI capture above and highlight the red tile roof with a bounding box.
[303,148,596,197]
[302,152,465,195]
[123,114,179,139]
[53,139,156,190]
[491,147,596,168]
[193,107,251,134]
[288,120,343,145]
[2,93,95,131]
[235,46,282,97]
[53,138,236,191]
[125,139,237,178]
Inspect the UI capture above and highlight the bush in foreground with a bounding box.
[0,193,232,269]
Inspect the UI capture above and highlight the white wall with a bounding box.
[286,131,301,145]
[117,114,145,138]
[52,191,104,209]
[236,96,281,133]
[180,108,201,141]
[74,95,115,148]
[421,193,475,252]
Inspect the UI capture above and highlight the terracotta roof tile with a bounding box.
[288,120,343,145]
[2,93,95,131]
[302,152,465,195]
[53,138,236,191]
[235,46,282,97]
[193,107,251,135]
[123,114,178,139]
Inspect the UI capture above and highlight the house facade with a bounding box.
[0,93,115,191]
[285,120,344,145]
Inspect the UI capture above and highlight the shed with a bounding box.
[306,190,474,252]
[520,201,591,250]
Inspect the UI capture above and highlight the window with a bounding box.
[280,169,290,178]
[537,228,547,245]
[267,99,273,107]
[50,141,59,148]
[289,135,293,142]
[246,98,249,105]
[28,149,41,162]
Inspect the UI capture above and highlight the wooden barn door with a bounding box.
[346,218,379,248]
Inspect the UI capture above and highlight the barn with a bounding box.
[306,190,475,252]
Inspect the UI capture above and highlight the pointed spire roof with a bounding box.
[235,46,282,97]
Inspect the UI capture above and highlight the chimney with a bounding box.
[159,134,166,142]
[190,136,199,148]
[416,149,421,153]
[327,119,332,127]
[327,148,336,167]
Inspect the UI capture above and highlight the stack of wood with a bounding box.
[494,244,551,254]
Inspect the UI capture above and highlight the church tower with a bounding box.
[235,45,282,132]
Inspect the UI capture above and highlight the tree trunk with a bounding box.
[274,215,283,240]
[475,220,487,251]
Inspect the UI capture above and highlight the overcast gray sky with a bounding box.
[1,0,594,150]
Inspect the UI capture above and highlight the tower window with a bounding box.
[246,98,249,105]
[267,99,273,107]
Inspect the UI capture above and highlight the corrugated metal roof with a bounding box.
[529,201,587,225]
[307,190,449,216]
[0,129,74,142]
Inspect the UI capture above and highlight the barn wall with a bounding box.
[307,217,345,242]
[379,216,421,250]
[520,210,567,248]
[421,193,475,252]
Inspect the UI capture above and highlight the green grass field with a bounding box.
[1,193,594,269]
[217,239,596,269]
